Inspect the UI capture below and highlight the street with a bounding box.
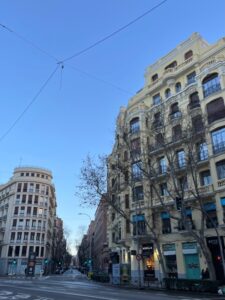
[0,269,222,300]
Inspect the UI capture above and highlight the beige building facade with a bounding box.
[0,166,57,275]
[108,33,225,284]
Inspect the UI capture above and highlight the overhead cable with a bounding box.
[61,0,168,63]
[0,65,59,143]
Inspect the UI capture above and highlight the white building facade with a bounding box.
[0,167,57,275]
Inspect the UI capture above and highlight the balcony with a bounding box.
[198,184,214,195]
[170,111,182,120]
[162,227,171,234]
[197,150,209,162]
[218,178,225,188]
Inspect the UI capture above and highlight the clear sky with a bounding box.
[0,0,225,254]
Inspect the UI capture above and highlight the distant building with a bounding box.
[52,217,66,270]
[0,166,57,275]
[92,197,109,272]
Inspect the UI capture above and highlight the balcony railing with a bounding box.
[170,111,182,120]
[162,227,171,234]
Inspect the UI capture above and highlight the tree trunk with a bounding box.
[199,239,216,280]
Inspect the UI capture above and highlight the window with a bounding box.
[29,246,34,254]
[184,50,193,60]
[165,88,171,99]
[17,183,22,192]
[170,102,181,119]
[32,220,36,229]
[35,246,40,257]
[33,207,37,216]
[132,162,142,181]
[41,247,44,257]
[10,232,15,241]
[125,194,129,209]
[172,124,182,140]
[131,138,141,156]
[212,127,225,154]
[15,246,20,256]
[161,212,171,234]
[133,214,146,235]
[187,71,196,85]
[165,61,177,70]
[35,184,40,193]
[28,195,32,204]
[17,232,22,241]
[200,170,212,186]
[27,207,31,215]
[177,150,186,168]
[159,157,167,174]
[160,183,168,196]
[204,202,218,228]
[192,115,204,133]
[152,93,161,105]
[152,112,162,128]
[198,142,208,161]
[26,173,29,177]
[8,246,13,257]
[202,73,221,98]
[12,219,17,227]
[14,207,18,215]
[36,233,40,241]
[133,186,144,201]
[22,194,26,204]
[23,183,27,192]
[155,133,164,147]
[20,173,24,177]
[178,176,188,190]
[152,73,158,82]
[207,98,225,124]
[130,118,140,134]
[175,82,181,93]
[216,160,225,179]
[24,232,29,240]
[126,220,130,234]
[34,195,38,204]
[22,246,27,256]
[124,170,129,183]
[189,92,200,109]
[30,233,35,241]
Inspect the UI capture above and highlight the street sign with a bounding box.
[136,254,142,261]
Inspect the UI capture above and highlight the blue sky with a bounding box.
[0,0,225,253]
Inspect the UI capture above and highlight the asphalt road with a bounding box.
[0,269,222,300]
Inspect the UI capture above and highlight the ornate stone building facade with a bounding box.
[107,33,225,284]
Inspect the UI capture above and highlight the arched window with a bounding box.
[130,118,140,134]
[202,73,221,98]
[152,73,158,82]
[184,50,193,60]
[207,98,225,124]
[175,82,181,93]
[165,88,171,99]
[189,92,200,109]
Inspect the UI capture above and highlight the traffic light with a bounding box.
[44,258,48,264]
[13,259,17,265]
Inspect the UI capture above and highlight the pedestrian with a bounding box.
[204,268,209,279]
[24,267,27,276]
[201,268,205,279]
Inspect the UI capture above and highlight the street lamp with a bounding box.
[78,213,93,272]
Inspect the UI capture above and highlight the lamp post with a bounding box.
[78,213,93,272]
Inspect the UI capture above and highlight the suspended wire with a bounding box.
[0,65,60,143]
[0,23,60,63]
[61,0,168,63]
[66,63,133,95]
